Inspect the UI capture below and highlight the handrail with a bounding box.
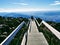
[42,21,60,40]
[35,18,60,40]
[34,18,40,26]
[21,32,27,45]
[21,21,30,45]
[0,21,25,45]
[27,19,32,33]
[35,20,40,26]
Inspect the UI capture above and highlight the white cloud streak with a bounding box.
[12,3,28,6]
[50,1,60,6]
[0,8,60,12]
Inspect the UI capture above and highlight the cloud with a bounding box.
[0,8,41,12]
[0,8,60,12]
[12,3,28,6]
[20,3,28,6]
[50,1,60,6]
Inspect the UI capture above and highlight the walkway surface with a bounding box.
[27,20,48,45]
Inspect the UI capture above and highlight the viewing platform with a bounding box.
[27,20,48,45]
[1,18,60,45]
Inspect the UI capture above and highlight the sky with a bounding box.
[0,0,60,12]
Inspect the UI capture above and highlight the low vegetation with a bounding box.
[36,18,60,45]
[0,16,28,44]
[0,16,60,45]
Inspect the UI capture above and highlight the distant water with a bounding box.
[0,11,60,22]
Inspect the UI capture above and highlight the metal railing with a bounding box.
[21,19,31,45]
[42,21,60,40]
[35,19,60,40]
[21,32,27,45]
[1,18,60,45]
[34,18,40,26]
[0,21,25,45]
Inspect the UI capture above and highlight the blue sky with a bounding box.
[0,0,60,12]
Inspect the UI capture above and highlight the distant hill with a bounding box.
[0,11,60,22]
[30,11,60,22]
[0,13,30,18]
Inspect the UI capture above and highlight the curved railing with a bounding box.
[42,21,60,40]
[0,21,25,45]
[35,19,60,40]
[21,32,27,45]
[21,19,31,45]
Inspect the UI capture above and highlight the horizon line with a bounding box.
[0,8,60,12]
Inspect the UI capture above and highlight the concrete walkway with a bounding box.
[27,20,48,45]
